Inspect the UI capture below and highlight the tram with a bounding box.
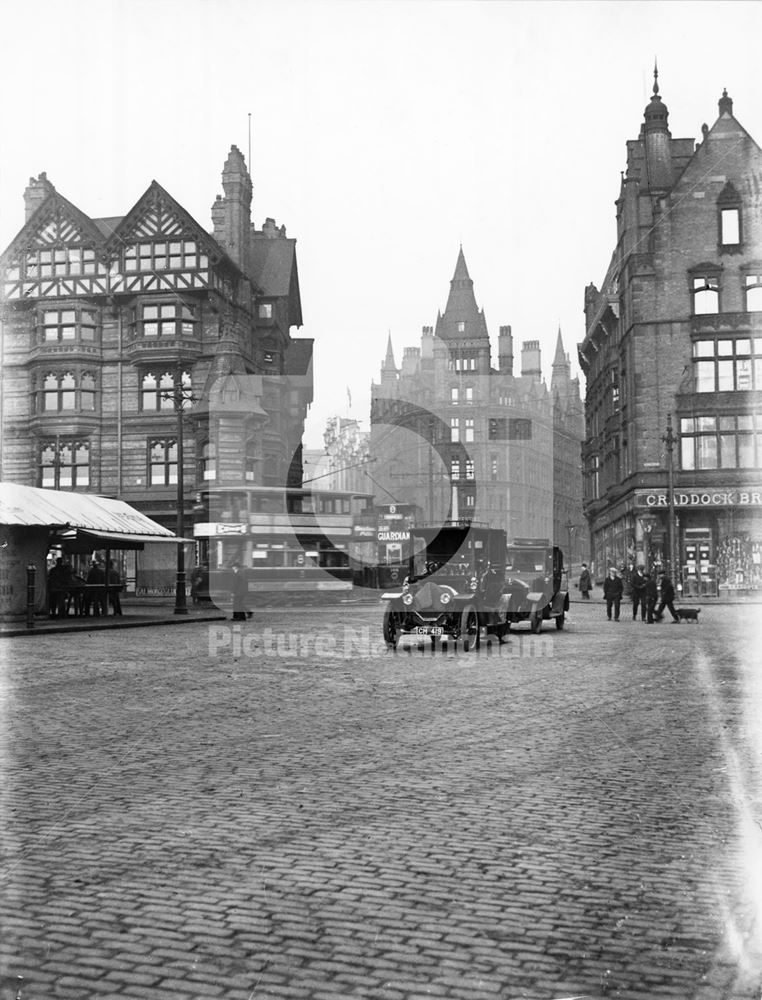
[193,486,375,602]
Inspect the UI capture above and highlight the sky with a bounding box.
[2,0,762,448]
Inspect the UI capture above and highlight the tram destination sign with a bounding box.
[637,488,762,508]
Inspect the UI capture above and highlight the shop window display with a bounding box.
[717,535,762,591]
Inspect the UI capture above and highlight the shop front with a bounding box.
[635,486,762,596]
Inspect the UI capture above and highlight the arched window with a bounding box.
[149,438,177,486]
[81,373,96,411]
[244,438,258,482]
[140,370,189,411]
[60,372,76,410]
[692,275,719,315]
[199,441,216,481]
[41,371,83,411]
[718,181,742,249]
[39,439,90,489]
[42,373,58,411]
[745,274,762,312]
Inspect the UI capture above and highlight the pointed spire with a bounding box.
[452,245,470,285]
[382,332,397,371]
[436,247,489,341]
[552,326,567,367]
[653,58,659,96]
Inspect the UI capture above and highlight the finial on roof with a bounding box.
[653,59,659,96]
[718,88,733,116]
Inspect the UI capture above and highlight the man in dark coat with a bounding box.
[578,563,592,599]
[630,566,648,621]
[603,567,623,621]
[654,574,680,622]
[644,573,658,623]
[86,560,107,616]
[230,563,248,621]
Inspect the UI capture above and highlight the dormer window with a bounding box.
[457,321,465,333]
[259,303,273,319]
[718,181,742,251]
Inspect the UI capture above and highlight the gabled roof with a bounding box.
[670,90,762,193]
[249,234,303,327]
[104,180,243,278]
[0,186,110,265]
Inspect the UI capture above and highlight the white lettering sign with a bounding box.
[378,530,410,542]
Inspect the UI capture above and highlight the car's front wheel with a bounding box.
[459,605,480,651]
[383,609,399,648]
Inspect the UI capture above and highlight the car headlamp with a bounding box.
[469,576,478,591]
[402,593,414,606]
[440,591,451,605]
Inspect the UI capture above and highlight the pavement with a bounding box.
[2,590,759,638]
[1,602,761,1000]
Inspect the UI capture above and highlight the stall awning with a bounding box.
[52,528,192,552]
[0,483,187,550]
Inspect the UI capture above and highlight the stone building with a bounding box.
[370,249,584,551]
[0,147,311,593]
[579,76,762,595]
[321,416,372,495]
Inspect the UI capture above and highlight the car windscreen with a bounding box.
[506,548,547,573]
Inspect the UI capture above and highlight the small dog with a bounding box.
[675,607,700,623]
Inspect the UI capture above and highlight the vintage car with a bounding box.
[381,523,510,650]
[503,538,569,633]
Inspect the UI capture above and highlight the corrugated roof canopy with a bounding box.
[0,483,184,549]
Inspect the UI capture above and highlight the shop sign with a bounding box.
[378,529,410,542]
[637,489,762,508]
[353,526,377,538]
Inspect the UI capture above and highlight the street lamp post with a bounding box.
[564,518,576,577]
[170,370,193,615]
[662,414,677,580]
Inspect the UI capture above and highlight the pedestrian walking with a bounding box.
[603,567,623,621]
[654,573,680,623]
[230,562,248,621]
[578,563,592,600]
[630,566,647,620]
[644,572,658,623]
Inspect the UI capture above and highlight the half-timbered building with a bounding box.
[0,147,312,594]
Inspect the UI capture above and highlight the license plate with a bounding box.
[412,626,443,635]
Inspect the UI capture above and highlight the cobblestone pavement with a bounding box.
[1,601,761,1000]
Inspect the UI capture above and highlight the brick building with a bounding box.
[0,147,312,593]
[370,249,585,552]
[579,77,762,594]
